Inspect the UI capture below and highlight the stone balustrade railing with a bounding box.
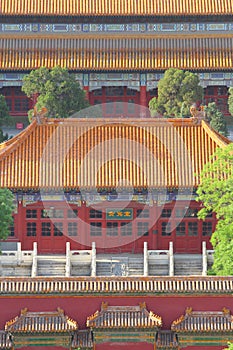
[0,276,232,295]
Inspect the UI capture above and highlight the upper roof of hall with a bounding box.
[0,117,230,190]
[0,0,232,19]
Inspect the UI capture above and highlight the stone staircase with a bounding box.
[128,255,144,276]
[37,255,66,277]
[0,244,210,277]
[71,262,91,276]
[0,263,31,277]
[148,251,169,276]
[174,254,203,276]
[70,252,92,276]
[96,254,144,276]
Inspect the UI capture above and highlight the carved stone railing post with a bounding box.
[31,242,37,277]
[143,242,148,276]
[202,241,207,276]
[91,242,96,277]
[17,242,22,264]
[65,241,71,277]
[169,242,174,276]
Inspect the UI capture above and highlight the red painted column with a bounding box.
[140,85,147,117]
[84,85,90,101]
[140,85,147,107]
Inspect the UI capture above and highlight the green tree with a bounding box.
[149,68,203,117]
[22,66,89,120]
[196,143,233,275]
[0,95,11,126]
[0,189,15,240]
[0,94,12,142]
[0,129,8,143]
[205,102,228,136]
[228,87,233,117]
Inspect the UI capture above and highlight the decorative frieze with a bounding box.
[1,22,232,35]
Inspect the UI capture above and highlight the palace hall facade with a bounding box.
[0,1,233,350]
[0,0,233,120]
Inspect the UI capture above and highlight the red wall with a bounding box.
[1,295,233,330]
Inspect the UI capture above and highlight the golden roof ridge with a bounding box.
[0,119,37,158]
[201,120,230,148]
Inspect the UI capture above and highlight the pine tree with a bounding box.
[205,102,228,136]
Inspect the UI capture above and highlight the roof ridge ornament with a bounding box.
[20,308,28,316]
[33,105,48,124]
[190,104,206,123]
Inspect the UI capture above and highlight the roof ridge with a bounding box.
[201,120,231,148]
[0,120,37,159]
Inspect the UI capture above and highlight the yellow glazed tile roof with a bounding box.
[87,302,162,329]
[171,307,233,333]
[1,0,232,17]
[0,35,232,72]
[0,118,230,190]
[5,308,78,333]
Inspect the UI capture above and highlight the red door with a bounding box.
[175,221,201,253]
[157,220,174,251]
[40,221,66,253]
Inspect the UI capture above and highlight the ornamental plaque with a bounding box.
[106,208,133,220]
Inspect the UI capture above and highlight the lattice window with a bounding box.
[161,222,171,236]
[137,209,149,218]
[67,209,78,218]
[161,209,172,218]
[90,222,102,236]
[188,222,198,236]
[53,222,63,236]
[202,222,212,236]
[41,222,51,236]
[90,209,102,218]
[176,222,185,236]
[107,222,118,236]
[137,222,149,236]
[68,222,78,236]
[26,209,37,218]
[27,222,36,236]
[121,222,132,236]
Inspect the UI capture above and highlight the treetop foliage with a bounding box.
[149,68,203,117]
[204,102,228,136]
[22,66,89,120]
[0,189,15,240]
[0,94,12,127]
[197,143,233,275]
[228,87,233,117]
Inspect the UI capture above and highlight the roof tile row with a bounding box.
[0,36,233,71]
[0,118,229,190]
